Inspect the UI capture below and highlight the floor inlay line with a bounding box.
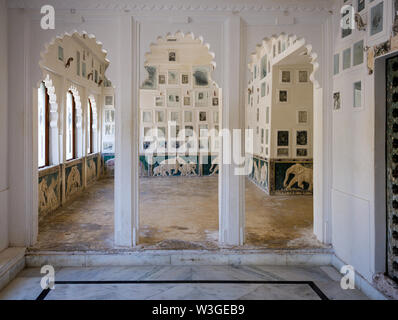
[35,280,329,300]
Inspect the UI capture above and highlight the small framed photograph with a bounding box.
[58,46,64,61]
[280,70,291,84]
[353,40,364,66]
[370,1,384,37]
[298,70,309,83]
[167,89,181,108]
[213,111,219,123]
[184,110,193,123]
[168,51,176,62]
[142,111,153,123]
[343,48,351,70]
[212,97,219,106]
[297,110,308,124]
[199,111,207,122]
[333,92,341,110]
[296,148,308,157]
[277,148,289,157]
[105,96,113,105]
[277,130,289,146]
[183,96,191,106]
[155,96,164,107]
[334,53,340,76]
[181,73,190,85]
[168,71,179,85]
[278,90,288,103]
[353,81,362,108]
[195,91,208,107]
[158,74,166,85]
[156,110,165,123]
[296,130,308,146]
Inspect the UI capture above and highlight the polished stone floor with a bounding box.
[30,177,321,251]
[0,265,368,300]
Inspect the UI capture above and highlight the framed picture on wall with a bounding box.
[277,130,289,146]
[195,91,208,107]
[212,97,219,106]
[58,46,64,61]
[334,53,340,76]
[296,148,308,157]
[370,1,384,37]
[296,130,308,146]
[142,111,153,123]
[278,90,288,103]
[277,148,289,157]
[343,48,351,70]
[353,81,362,108]
[353,40,364,66]
[280,70,291,84]
[168,71,179,85]
[181,73,190,85]
[158,73,166,85]
[155,96,164,107]
[298,70,309,83]
[105,96,113,105]
[193,66,210,87]
[358,0,365,12]
[184,111,193,123]
[333,92,341,110]
[167,89,181,108]
[168,51,176,62]
[297,110,308,124]
[183,96,191,106]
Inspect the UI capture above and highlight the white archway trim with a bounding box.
[144,31,217,70]
[39,30,110,71]
[88,94,99,153]
[36,73,60,165]
[248,33,321,89]
[248,32,326,244]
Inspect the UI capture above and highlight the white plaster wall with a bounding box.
[0,0,8,252]
[331,0,394,282]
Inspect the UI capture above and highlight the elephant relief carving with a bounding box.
[38,177,58,212]
[66,166,81,196]
[209,156,219,176]
[153,157,197,176]
[87,160,97,182]
[253,161,267,186]
[283,163,313,191]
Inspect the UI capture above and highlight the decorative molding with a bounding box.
[7,0,334,13]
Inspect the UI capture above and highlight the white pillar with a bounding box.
[114,15,139,246]
[219,15,245,246]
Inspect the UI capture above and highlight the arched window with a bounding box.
[66,91,76,160]
[38,82,50,168]
[87,100,94,154]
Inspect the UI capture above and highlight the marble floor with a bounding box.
[0,265,368,300]
[30,177,321,251]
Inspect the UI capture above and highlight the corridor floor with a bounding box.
[30,177,322,251]
[0,265,367,300]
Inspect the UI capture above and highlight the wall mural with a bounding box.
[248,156,269,193]
[139,154,219,177]
[103,153,115,177]
[273,161,313,194]
[65,164,82,198]
[86,157,97,183]
[38,169,61,217]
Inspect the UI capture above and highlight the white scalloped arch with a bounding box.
[248,33,320,89]
[39,30,110,71]
[143,31,219,88]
